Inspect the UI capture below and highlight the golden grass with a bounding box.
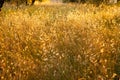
[0,3,120,80]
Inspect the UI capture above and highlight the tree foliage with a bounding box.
[63,0,119,4]
[5,0,36,5]
[4,0,120,5]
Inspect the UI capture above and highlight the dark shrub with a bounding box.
[0,0,4,11]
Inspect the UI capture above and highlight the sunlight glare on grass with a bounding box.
[0,3,120,80]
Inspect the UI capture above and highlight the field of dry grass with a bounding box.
[0,3,120,80]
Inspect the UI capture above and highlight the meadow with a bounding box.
[0,3,120,80]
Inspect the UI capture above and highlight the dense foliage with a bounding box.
[0,3,120,80]
[4,0,120,5]
[4,0,36,6]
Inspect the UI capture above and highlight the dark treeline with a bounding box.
[0,0,4,11]
[5,0,35,5]
[0,0,35,11]
[4,0,120,4]
[0,0,119,11]
[64,0,120,4]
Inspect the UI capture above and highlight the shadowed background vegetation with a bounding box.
[4,0,120,6]
[0,3,120,80]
